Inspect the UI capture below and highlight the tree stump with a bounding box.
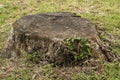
[1,12,117,65]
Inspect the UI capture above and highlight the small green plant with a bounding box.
[26,51,41,64]
[99,33,106,41]
[65,37,91,62]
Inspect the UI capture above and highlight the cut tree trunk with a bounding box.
[1,12,118,65]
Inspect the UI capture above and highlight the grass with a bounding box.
[5,69,34,80]
[0,0,120,80]
[75,62,120,80]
